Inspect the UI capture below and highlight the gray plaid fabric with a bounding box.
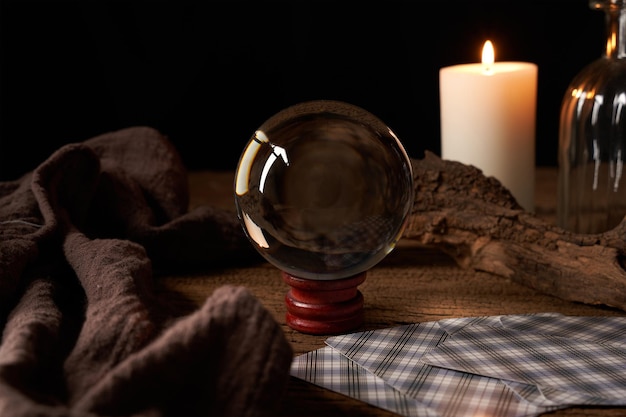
[425,313,626,407]
[291,313,626,417]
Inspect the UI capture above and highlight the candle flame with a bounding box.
[482,40,495,74]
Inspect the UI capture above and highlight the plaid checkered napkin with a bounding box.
[290,346,435,416]
[291,316,565,417]
[423,313,626,407]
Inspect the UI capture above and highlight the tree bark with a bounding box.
[403,152,626,311]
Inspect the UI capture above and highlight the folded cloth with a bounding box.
[0,126,293,416]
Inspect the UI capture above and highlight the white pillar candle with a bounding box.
[439,40,538,212]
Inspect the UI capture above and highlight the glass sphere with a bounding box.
[234,100,414,280]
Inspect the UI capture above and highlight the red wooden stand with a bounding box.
[282,271,366,335]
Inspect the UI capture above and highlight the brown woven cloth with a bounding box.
[0,126,293,417]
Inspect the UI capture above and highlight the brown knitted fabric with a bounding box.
[0,126,293,417]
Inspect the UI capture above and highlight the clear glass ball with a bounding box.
[234,100,414,280]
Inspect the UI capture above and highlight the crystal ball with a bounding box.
[234,100,414,280]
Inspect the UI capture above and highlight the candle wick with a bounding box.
[481,40,495,75]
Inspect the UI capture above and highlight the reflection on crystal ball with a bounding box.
[234,100,414,280]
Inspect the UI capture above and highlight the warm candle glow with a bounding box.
[439,41,538,212]
[482,40,495,74]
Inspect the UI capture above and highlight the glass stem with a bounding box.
[593,0,626,59]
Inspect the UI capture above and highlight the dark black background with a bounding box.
[0,0,606,180]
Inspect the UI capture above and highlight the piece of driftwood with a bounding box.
[403,151,626,312]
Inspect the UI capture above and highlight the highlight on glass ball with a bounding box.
[234,100,414,282]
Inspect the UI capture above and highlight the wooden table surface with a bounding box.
[157,167,626,417]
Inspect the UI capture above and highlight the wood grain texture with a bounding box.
[154,166,626,417]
